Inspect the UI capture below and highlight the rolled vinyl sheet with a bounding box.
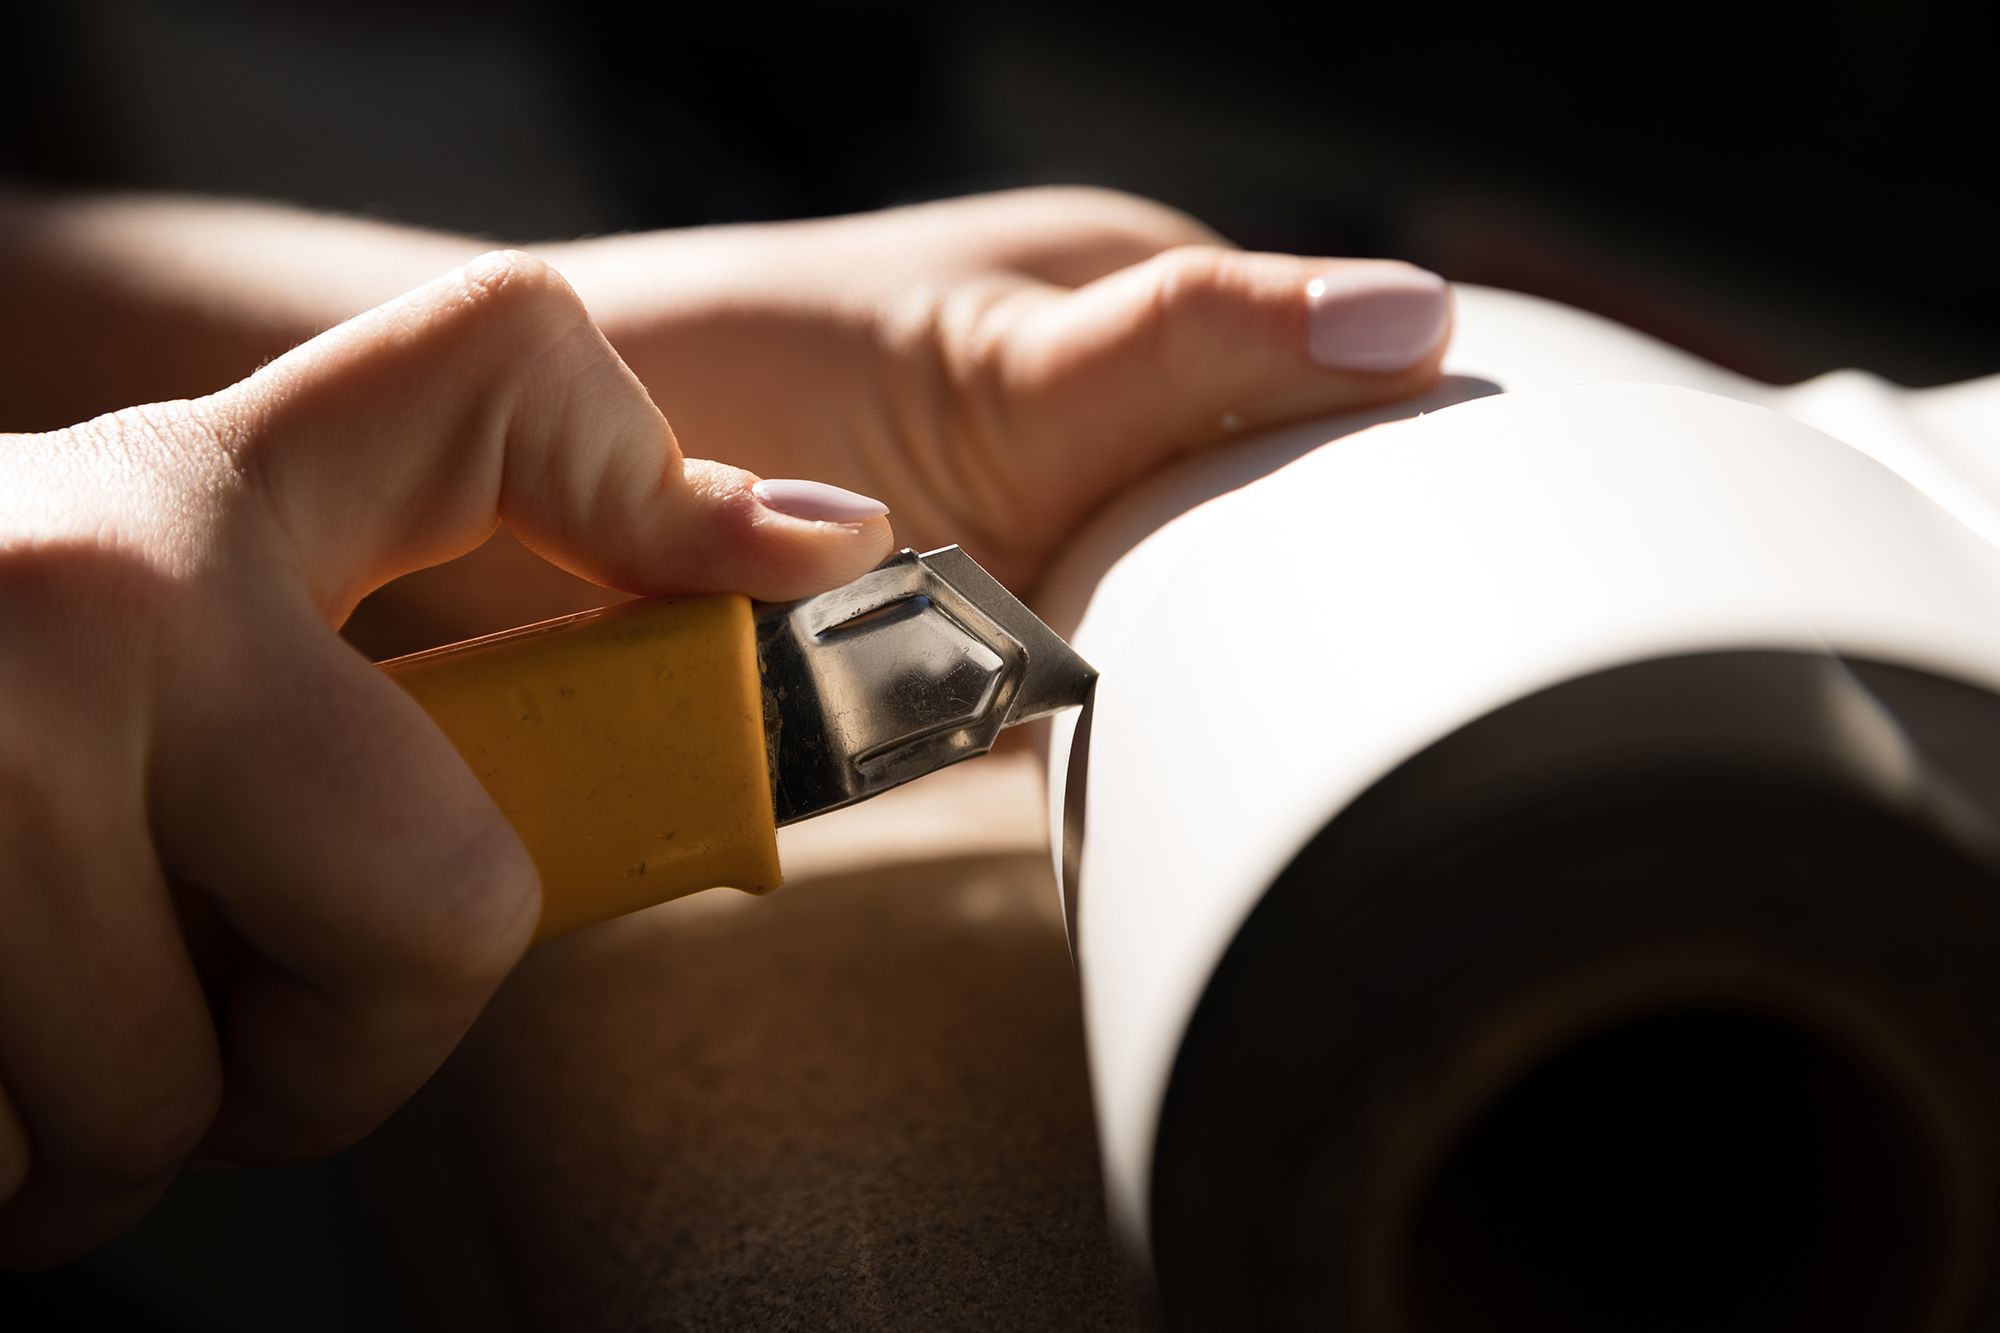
[1040,284,2000,1257]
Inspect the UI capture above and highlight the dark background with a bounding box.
[4,0,1997,385]
[1,0,1997,1327]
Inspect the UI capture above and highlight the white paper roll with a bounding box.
[1042,285,2000,1322]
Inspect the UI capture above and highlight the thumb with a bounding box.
[203,249,893,620]
[1002,246,1452,507]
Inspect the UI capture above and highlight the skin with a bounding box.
[0,186,1450,1266]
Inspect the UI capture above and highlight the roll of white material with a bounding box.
[1042,286,2000,1323]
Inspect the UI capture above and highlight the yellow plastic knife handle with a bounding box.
[380,594,782,943]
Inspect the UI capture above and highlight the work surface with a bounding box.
[7,751,1141,1331]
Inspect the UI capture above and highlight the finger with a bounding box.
[151,582,538,1162]
[202,249,893,621]
[0,768,219,1266]
[1001,247,1451,506]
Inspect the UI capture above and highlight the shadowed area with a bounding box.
[1148,654,2000,1331]
[1406,1006,1943,1332]
[369,837,1142,1330]
[0,757,1137,1330]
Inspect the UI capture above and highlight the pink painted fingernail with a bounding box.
[752,478,889,524]
[1305,263,1450,373]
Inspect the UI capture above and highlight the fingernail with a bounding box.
[1305,263,1450,373]
[752,478,890,524]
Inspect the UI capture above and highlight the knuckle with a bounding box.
[403,249,602,492]
[429,251,598,421]
[1137,246,1281,372]
[1138,246,1230,361]
[454,249,586,329]
[1148,244,1244,309]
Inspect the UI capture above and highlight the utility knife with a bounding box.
[382,547,1095,941]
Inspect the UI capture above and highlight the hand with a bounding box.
[0,252,891,1266]
[558,188,1452,591]
[348,189,1449,649]
[1,187,1450,650]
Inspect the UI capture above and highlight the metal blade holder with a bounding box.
[756,549,1028,825]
